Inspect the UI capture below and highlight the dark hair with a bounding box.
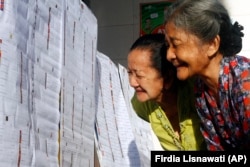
[164,0,244,57]
[130,33,177,83]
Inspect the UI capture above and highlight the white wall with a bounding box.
[91,0,165,67]
[221,0,250,58]
[91,0,250,66]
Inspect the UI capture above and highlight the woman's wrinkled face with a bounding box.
[127,49,164,102]
[165,22,211,80]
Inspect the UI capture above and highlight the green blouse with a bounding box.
[131,80,206,150]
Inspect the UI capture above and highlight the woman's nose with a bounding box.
[166,48,176,62]
[129,76,139,87]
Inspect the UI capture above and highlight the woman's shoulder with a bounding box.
[224,55,250,67]
[236,55,250,67]
[221,55,250,77]
[131,94,158,121]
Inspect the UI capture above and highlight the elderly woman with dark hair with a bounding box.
[127,33,206,150]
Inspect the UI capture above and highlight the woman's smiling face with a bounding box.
[165,22,211,80]
[127,49,165,102]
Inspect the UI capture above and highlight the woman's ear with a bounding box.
[207,35,220,58]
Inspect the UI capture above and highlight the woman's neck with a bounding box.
[158,89,178,117]
[158,89,180,139]
[200,54,222,102]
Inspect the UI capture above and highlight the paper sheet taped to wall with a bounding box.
[59,0,97,166]
[0,0,63,166]
[0,0,97,166]
[94,52,157,167]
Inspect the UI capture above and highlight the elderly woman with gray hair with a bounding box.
[164,0,250,150]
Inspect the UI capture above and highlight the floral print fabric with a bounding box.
[195,55,250,150]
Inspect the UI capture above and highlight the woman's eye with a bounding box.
[172,41,181,48]
[136,74,144,79]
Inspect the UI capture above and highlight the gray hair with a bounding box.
[165,0,244,57]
